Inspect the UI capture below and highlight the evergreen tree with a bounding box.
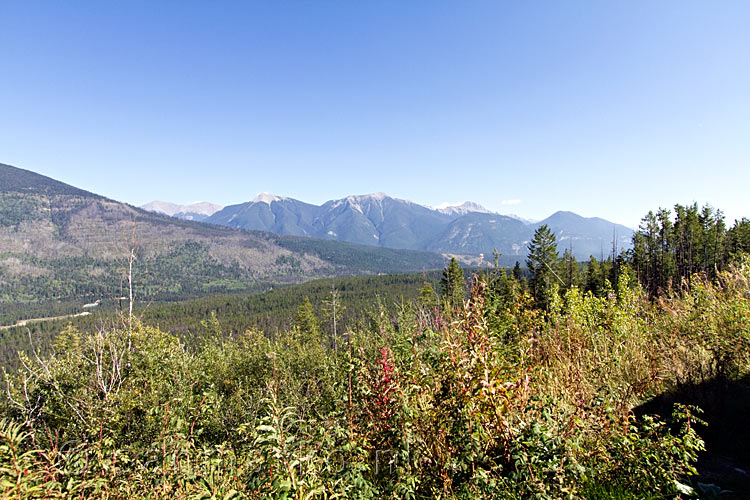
[657,208,675,290]
[673,203,701,285]
[631,203,734,297]
[293,297,321,345]
[418,281,437,309]
[526,224,559,310]
[512,261,523,287]
[484,265,518,315]
[699,206,725,278]
[638,211,660,296]
[440,257,465,308]
[728,218,750,257]
[585,256,602,296]
[558,247,579,290]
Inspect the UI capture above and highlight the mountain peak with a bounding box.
[346,192,388,202]
[434,201,492,215]
[141,201,182,216]
[181,201,223,215]
[252,192,286,204]
[142,200,223,217]
[505,213,538,224]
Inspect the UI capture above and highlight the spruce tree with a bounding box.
[559,247,578,290]
[585,256,602,295]
[512,261,523,284]
[526,224,559,310]
[440,257,464,307]
[418,282,437,309]
[294,297,321,345]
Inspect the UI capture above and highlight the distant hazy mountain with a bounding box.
[207,193,319,236]
[0,163,446,306]
[428,213,532,257]
[313,194,453,249]
[142,201,223,221]
[506,214,538,225]
[533,211,633,260]
[203,192,634,261]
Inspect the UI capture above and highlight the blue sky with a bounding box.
[1,1,748,227]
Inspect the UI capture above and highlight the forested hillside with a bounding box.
[0,163,446,307]
[0,271,445,367]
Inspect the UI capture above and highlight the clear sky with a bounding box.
[1,1,748,227]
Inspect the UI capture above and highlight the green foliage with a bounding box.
[558,247,580,290]
[0,271,442,368]
[0,242,266,305]
[6,171,750,497]
[417,281,437,310]
[657,258,750,383]
[727,218,750,256]
[584,404,705,497]
[6,252,750,497]
[269,233,445,275]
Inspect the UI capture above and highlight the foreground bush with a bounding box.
[3,262,749,498]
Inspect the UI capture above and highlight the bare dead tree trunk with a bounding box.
[332,289,337,350]
[128,247,135,331]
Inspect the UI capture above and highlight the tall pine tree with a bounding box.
[440,257,465,308]
[526,224,559,310]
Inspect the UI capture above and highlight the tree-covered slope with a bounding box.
[0,270,444,366]
[0,163,446,306]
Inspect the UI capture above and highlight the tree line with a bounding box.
[503,203,750,310]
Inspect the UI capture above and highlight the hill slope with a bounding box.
[0,163,446,306]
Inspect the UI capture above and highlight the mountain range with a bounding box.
[0,161,636,311]
[144,193,634,261]
[0,163,446,307]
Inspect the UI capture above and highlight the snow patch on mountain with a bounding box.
[142,201,223,217]
[252,192,286,205]
[505,214,538,224]
[435,201,492,216]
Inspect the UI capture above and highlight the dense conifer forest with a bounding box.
[0,272,446,367]
[1,204,749,498]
